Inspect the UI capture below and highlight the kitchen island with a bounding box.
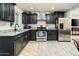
[0,29,30,56]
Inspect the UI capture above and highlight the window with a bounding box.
[15,12,19,25]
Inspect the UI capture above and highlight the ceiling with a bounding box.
[16,3,79,12]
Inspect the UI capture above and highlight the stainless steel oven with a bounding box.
[36,31,47,42]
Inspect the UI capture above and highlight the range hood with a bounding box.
[37,12,46,20]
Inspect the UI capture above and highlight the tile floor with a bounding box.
[19,41,79,56]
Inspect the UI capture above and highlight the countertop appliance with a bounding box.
[58,18,71,41]
[36,31,47,42]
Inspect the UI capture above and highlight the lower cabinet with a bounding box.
[27,30,31,41]
[22,31,30,47]
[14,31,29,56]
[0,31,30,56]
[0,37,13,56]
[23,32,27,47]
[30,30,36,41]
[47,30,57,40]
[14,36,23,55]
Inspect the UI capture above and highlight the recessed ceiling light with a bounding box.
[51,7,54,10]
[30,7,33,9]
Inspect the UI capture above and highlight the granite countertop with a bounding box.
[0,28,58,36]
[0,29,30,36]
[30,28,57,30]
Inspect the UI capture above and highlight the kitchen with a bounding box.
[0,3,79,56]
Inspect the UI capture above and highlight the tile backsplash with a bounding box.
[0,21,11,30]
[0,21,10,26]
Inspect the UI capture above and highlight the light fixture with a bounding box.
[51,7,54,10]
[30,7,33,9]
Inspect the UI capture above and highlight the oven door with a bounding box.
[36,31,47,38]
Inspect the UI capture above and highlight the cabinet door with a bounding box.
[46,14,55,24]
[46,14,50,24]
[47,30,57,40]
[8,3,14,22]
[54,12,64,18]
[10,3,15,22]
[3,3,7,20]
[3,3,11,21]
[0,3,4,20]
[31,30,36,41]
[30,14,37,24]
[22,13,28,24]
[23,32,28,46]
[27,14,31,24]
[0,3,15,22]
[14,37,23,55]
[33,14,37,24]
[27,30,31,41]
[4,3,10,21]
[0,37,13,56]
[22,13,25,24]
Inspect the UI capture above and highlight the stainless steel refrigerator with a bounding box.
[58,18,71,42]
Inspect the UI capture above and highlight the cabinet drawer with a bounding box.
[47,30,57,35]
[47,35,57,40]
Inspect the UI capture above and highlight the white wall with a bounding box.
[0,21,11,30]
[65,6,79,19]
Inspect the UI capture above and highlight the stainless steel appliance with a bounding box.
[58,18,71,41]
[36,31,47,42]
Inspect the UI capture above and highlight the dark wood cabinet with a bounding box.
[30,14,37,24]
[26,14,30,24]
[47,30,57,40]
[0,37,13,56]
[0,3,4,20]
[0,31,30,56]
[14,35,23,55]
[22,12,30,29]
[23,31,29,47]
[27,30,31,41]
[22,12,28,24]
[54,11,65,18]
[9,3,15,21]
[22,12,37,24]
[30,30,36,41]
[14,31,30,55]
[46,14,55,24]
[0,3,16,22]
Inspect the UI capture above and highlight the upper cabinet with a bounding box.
[30,13,37,24]
[22,12,37,24]
[54,11,65,25]
[0,3,16,22]
[46,14,55,24]
[45,11,65,24]
[54,11,65,18]
[22,12,28,24]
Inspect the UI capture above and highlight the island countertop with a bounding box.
[0,29,30,36]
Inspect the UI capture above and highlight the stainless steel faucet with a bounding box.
[14,24,19,31]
